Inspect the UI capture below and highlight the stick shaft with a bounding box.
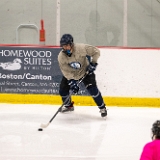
[41,72,88,128]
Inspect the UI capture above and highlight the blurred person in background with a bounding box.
[85,10,120,46]
[139,120,160,160]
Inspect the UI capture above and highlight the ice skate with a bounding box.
[60,101,74,113]
[99,108,107,119]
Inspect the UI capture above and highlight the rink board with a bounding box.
[0,45,160,107]
[0,94,160,107]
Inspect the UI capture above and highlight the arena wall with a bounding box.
[0,45,160,107]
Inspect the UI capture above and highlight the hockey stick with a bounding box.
[40,72,88,129]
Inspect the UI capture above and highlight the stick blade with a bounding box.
[40,122,50,128]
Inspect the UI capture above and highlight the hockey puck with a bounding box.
[38,128,43,131]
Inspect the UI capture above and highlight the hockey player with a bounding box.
[58,34,107,118]
[139,120,160,160]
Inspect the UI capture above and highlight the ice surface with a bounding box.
[0,104,159,160]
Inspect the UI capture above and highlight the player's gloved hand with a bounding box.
[68,79,79,93]
[87,62,98,75]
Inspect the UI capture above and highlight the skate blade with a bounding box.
[102,116,107,120]
[60,110,74,114]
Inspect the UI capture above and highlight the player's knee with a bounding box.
[86,85,99,96]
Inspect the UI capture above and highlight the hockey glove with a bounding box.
[87,62,98,75]
[68,79,79,94]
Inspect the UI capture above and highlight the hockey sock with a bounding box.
[87,86,105,109]
[59,89,71,106]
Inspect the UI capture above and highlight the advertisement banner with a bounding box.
[0,46,88,95]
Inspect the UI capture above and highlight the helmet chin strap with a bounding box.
[64,50,72,57]
[62,43,73,57]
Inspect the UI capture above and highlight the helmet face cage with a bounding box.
[151,120,160,139]
[60,34,73,47]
